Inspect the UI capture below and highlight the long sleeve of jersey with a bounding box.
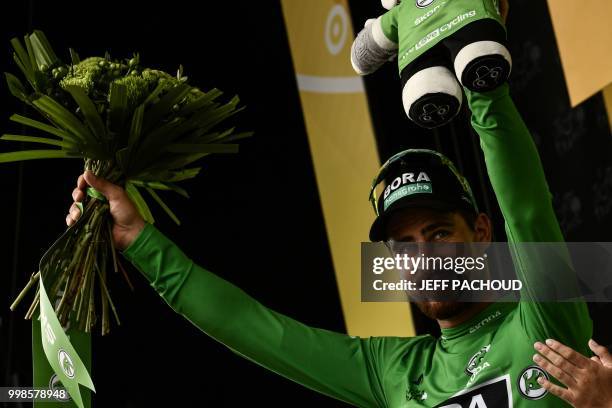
[121,225,386,407]
[465,84,592,348]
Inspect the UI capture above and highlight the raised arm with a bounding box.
[120,223,386,407]
[465,84,592,347]
[466,84,562,243]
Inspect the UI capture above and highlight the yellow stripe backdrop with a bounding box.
[280,0,415,337]
[546,0,612,107]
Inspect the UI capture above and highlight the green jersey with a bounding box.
[121,84,592,407]
[380,0,504,73]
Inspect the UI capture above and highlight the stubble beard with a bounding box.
[414,300,471,321]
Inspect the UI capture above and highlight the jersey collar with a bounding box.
[440,302,515,342]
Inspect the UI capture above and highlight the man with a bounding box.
[67,82,592,406]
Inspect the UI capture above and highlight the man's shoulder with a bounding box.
[367,333,437,356]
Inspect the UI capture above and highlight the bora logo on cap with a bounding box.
[383,172,431,199]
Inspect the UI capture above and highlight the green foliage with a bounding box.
[59,57,106,94]
[4,31,252,334]
[2,30,251,224]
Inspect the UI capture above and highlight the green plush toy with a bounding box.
[351,0,511,129]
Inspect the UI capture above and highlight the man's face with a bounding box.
[384,207,492,321]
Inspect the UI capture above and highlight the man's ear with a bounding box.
[381,0,398,10]
[473,213,492,243]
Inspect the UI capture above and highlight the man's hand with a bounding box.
[532,338,612,407]
[66,170,145,251]
[500,0,509,23]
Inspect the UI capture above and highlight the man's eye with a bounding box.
[432,230,450,240]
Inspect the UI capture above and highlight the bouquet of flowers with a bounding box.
[4,31,251,335]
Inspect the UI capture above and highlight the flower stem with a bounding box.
[10,271,40,311]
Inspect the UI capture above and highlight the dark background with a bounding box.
[1,0,610,406]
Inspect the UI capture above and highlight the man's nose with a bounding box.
[391,237,430,257]
[411,239,429,257]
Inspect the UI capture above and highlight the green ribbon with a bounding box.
[75,188,106,216]
[35,201,97,408]
[38,277,95,408]
[86,187,107,202]
[32,318,91,407]
[32,186,106,406]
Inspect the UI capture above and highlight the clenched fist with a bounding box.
[66,170,145,251]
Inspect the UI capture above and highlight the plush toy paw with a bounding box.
[409,94,462,128]
[402,66,462,129]
[364,18,376,28]
[454,41,512,92]
[381,0,399,11]
[351,16,398,75]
